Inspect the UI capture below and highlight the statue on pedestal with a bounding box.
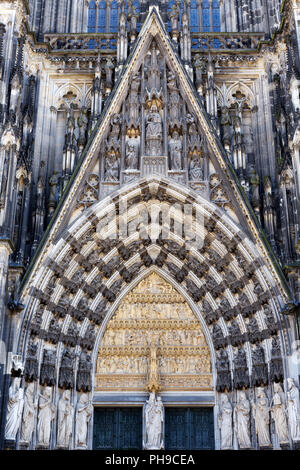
[5,377,24,440]
[234,391,251,449]
[37,387,55,447]
[146,105,162,156]
[20,383,37,444]
[218,394,233,449]
[144,392,164,450]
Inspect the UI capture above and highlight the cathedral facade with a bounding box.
[0,0,300,451]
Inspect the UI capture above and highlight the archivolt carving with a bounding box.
[19,179,288,396]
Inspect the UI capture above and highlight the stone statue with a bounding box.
[128,74,140,126]
[169,131,182,169]
[104,149,119,181]
[125,137,139,169]
[287,378,300,441]
[167,72,180,124]
[5,377,24,440]
[144,392,164,450]
[189,155,203,180]
[37,386,55,446]
[20,383,37,444]
[252,388,271,447]
[169,2,180,31]
[271,383,289,445]
[234,391,251,449]
[128,3,139,32]
[57,390,73,448]
[75,394,93,449]
[146,104,162,156]
[218,394,233,449]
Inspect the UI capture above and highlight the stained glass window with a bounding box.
[190,0,199,32]
[88,0,96,33]
[98,0,106,33]
[110,0,118,32]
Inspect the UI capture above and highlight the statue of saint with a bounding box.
[20,383,37,443]
[75,394,93,449]
[287,378,300,441]
[169,131,182,170]
[252,388,271,447]
[125,137,139,169]
[37,386,55,446]
[189,155,203,180]
[218,394,233,449]
[234,391,251,449]
[57,390,73,448]
[104,150,119,181]
[271,383,289,445]
[5,377,24,440]
[146,105,162,156]
[144,392,164,449]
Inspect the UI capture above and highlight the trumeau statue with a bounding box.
[144,392,164,450]
[57,390,73,448]
[20,383,37,443]
[5,377,24,440]
[252,388,271,447]
[287,378,300,441]
[75,394,93,449]
[271,383,289,445]
[37,387,55,446]
[234,391,251,449]
[218,394,233,449]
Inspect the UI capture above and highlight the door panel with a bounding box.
[165,407,214,450]
[93,407,143,450]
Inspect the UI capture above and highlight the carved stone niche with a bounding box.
[58,349,75,389]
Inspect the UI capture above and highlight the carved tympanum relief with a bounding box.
[96,273,212,391]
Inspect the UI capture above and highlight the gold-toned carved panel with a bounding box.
[95,273,212,392]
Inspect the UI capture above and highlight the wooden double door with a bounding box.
[93,406,215,450]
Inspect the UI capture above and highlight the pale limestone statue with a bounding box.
[57,390,73,448]
[37,387,55,446]
[271,383,289,444]
[20,383,37,443]
[287,378,300,441]
[75,393,93,449]
[125,137,139,169]
[234,391,251,449]
[144,392,164,449]
[252,388,271,447]
[146,104,162,155]
[218,394,233,449]
[5,377,24,440]
[169,131,182,170]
